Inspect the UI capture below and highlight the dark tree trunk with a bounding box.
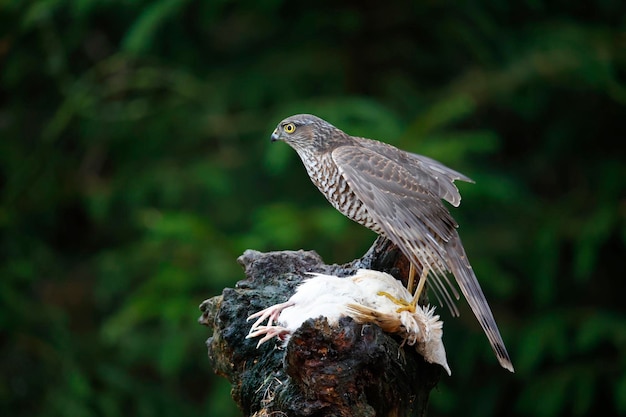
[199,237,442,417]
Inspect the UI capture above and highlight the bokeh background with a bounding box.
[2,1,625,416]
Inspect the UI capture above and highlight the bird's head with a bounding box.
[271,114,342,154]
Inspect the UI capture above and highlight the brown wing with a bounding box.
[356,137,473,207]
[332,145,514,372]
[332,145,460,311]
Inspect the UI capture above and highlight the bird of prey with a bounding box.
[247,269,450,375]
[270,114,514,372]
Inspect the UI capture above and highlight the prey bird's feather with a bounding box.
[247,270,451,374]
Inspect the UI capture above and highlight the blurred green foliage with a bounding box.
[1,1,625,416]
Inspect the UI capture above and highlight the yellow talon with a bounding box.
[376,265,430,314]
[377,291,408,305]
[376,291,416,313]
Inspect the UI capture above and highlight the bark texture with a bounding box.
[199,237,442,417]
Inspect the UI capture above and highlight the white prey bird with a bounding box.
[247,269,451,375]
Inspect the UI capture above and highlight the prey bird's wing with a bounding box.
[332,145,514,372]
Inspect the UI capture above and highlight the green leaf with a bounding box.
[122,0,189,54]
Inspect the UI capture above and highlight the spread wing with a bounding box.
[332,145,514,372]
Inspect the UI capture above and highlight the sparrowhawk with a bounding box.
[270,113,514,372]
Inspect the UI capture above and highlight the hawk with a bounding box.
[270,114,513,372]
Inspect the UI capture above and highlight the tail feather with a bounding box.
[447,235,514,372]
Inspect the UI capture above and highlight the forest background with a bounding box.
[2,1,625,416]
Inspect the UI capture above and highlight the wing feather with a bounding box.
[332,145,514,372]
[357,137,473,207]
[332,145,460,314]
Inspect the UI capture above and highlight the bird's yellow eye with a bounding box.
[283,123,296,134]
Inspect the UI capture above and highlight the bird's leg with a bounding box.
[386,267,430,313]
[247,301,294,333]
[407,263,416,294]
[409,267,429,308]
[376,267,430,313]
[377,291,411,307]
[246,325,291,348]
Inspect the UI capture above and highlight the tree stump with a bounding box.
[199,237,442,417]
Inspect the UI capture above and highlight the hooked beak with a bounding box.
[270,128,281,143]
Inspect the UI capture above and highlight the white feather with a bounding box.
[246,269,451,374]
